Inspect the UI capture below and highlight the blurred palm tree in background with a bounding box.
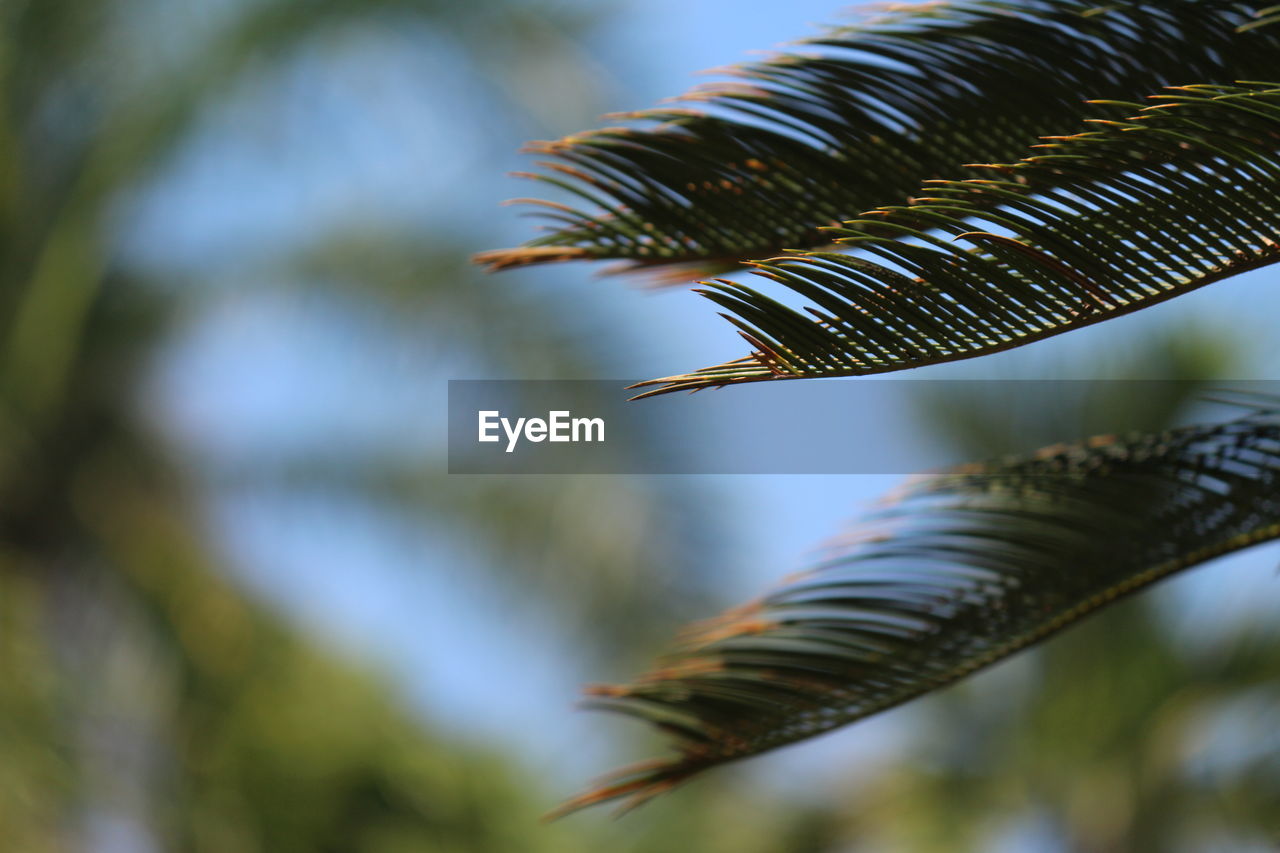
[0,1,761,850]
[0,1,574,849]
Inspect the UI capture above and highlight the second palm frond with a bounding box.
[553,397,1280,815]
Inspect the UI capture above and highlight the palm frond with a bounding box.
[630,83,1280,397]
[552,400,1280,816]
[477,1,1280,278]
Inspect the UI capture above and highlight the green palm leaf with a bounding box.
[630,83,1280,397]
[477,1,1280,279]
[552,397,1280,816]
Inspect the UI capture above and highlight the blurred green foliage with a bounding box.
[6,1,1280,851]
[0,0,730,849]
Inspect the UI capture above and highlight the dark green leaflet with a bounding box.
[479,2,1280,278]
[629,84,1280,397]
[553,401,1280,815]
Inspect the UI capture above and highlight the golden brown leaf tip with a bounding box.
[581,683,632,698]
[675,599,776,647]
[471,246,595,272]
[544,759,703,821]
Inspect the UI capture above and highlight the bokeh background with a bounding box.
[5,1,1280,850]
